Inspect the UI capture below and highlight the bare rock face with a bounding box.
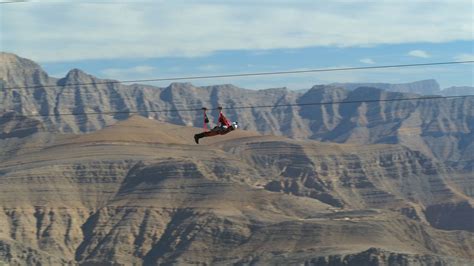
[1,53,473,265]
[0,111,46,139]
[425,201,474,232]
[442,86,474,96]
[1,53,472,168]
[0,239,73,265]
[331,80,474,97]
[303,247,472,266]
[0,116,472,265]
[218,137,469,210]
[0,53,55,88]
[331,79,442,95]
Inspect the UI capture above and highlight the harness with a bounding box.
[201,107,231,131]
[217,107,232,128]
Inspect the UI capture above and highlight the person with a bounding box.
[194,121,238,144]
[194,108,239,144]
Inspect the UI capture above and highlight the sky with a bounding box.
[1,0,473,90]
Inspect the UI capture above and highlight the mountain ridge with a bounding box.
[1,53,472,166]
[0,116,472,264]
[0,53,473,264]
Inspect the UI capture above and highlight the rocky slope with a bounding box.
[1,53,473,168]
[442,86,474,96]
[331,79,442,95]
[1,53,473,265]
[0,116,472,265]
[331,80,474,96]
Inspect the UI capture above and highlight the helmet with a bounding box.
[232,121,239,129]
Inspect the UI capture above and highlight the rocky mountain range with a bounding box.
[330,80,474,96]
[1,53,473,166]
[330,79,443,95]
[0,116,472,265]
[0,52,473,265]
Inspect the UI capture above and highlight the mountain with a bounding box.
[0,116,472,265]
[441,86,474,96]
[330,80,474,97]
[330,79,442,95]
[1,53,472,169]
[0,53,473,264]
[0,52,57,89]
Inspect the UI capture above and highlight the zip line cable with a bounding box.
[3,60,473,91]
[4,94,473,120]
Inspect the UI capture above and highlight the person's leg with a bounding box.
[194,131,219,144]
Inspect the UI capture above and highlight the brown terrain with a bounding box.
[0,116,472,265]
[0,52,473,265]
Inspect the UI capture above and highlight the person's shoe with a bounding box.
[194,135,199,144]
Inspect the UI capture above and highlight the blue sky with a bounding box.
[1,0,473,90]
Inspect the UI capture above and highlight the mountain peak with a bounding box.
[65,68,91,79]
[0,52,51,86]
[0,52,23,62]
[57,68,99,86]
[406,79,440,92]
[0,52,42,71]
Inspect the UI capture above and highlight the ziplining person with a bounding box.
[194,107,239,144]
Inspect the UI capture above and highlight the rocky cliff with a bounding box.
[331,79,442,95]
[1,53,473,265]
[1,53,473,168]
[0,117,472,265]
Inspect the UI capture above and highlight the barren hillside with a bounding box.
[1,53,473,168]
[0,116,472,265]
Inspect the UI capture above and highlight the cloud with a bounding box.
[454,53,474,61]
[359,58,375,64]
[101,65,157,79]
[2,1,472,62]
[408,50,431,58]
[196,64,222,72]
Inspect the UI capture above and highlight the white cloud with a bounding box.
[360,58,375,64]
[408,50,431,58]
[454,53,474,61]
[1,0,472,62]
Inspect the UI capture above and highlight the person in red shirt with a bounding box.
[194,108,239,144]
